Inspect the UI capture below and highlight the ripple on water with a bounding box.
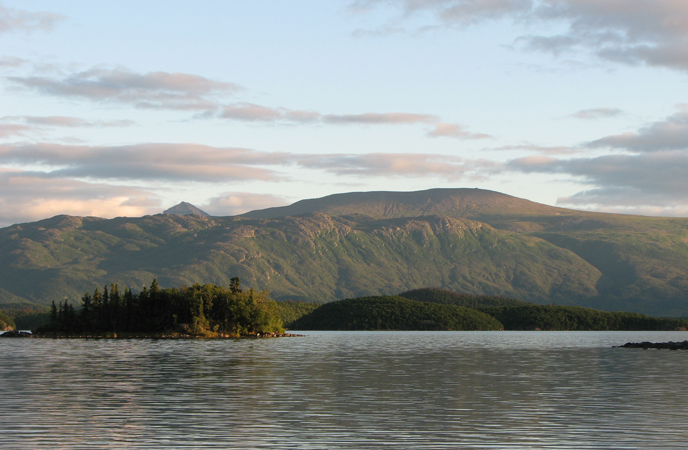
[2,331,688,449]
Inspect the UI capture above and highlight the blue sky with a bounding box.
[2,0,688,226]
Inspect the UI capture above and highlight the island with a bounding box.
[34,278,287,338]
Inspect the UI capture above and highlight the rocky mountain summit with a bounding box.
[163,202,210,217]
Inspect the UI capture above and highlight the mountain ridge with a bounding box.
[2,188,688,316]
[241,188,576,220]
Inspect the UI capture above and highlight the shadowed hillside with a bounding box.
[289,296,504,331]
[399,288,530,308]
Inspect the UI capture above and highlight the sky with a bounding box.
[2,0,688,227]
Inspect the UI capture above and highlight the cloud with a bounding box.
[297,152,500,179]
[7,65,484,138]
[489,144,579,154]
[202,192,287,216]
[0,5,65,35]
[218,104,486,138]
[503,110,688,215]
[0,143,288,182]
[526,0,688,71]
[427,122,491,139]
[322,112,437,124]
[0,142,502,183]
[350,0,532,26]
[1,115,135,128]
[355,1,688,72]
[588,111,688,152]
[0,169,158,227]
[0,123,32,138]
[508,150,688,213]
[0,56,28,67]
[220,106,439,125]
[7,67,242,110]
[220,103,320,123]
[570,108,623,119]
[0,142,504,224]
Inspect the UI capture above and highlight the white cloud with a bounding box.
[7,66,242,110]
[0,56,28,67]
[0,142,503,183]
[350,0,531,26]
[355,0,688,72]
[0,143,287,182]
[1,115,135,128]
[220,103,320,123]
[323,112,437,124]
[297,152,500,180]
[427,122,491,139]
[202,192,287,216]
[218,103,487,138]
[570,108,623,119]
[0,123,31,138]
[0,5,65,35]
[489,144,579,154]
[0,169,158,227]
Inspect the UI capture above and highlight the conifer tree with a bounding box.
[230,277,242,294]
[50,300,57,324]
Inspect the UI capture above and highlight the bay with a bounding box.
[2,331,688,449]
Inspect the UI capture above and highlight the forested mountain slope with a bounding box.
[2,188,688,316]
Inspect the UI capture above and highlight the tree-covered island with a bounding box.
[12,284,688,336]
[286,288,688,331]
[36,278,286,337]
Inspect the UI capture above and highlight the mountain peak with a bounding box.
[163,202,210,217]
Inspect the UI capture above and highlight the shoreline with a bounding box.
[0,330,305,339]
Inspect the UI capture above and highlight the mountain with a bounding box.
[2,188,688,316]
[241,188,568,220]
[163,202,210,217]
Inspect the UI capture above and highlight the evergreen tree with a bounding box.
[35,277,286,336]
[50,300,57,324]
[230,277,242,294]
[81,292,93,330]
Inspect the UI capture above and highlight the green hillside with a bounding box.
[399,287,529,308]
[397,287,688,331]
[0,212,602,309]
[275,301,321,327]
[478,305,688,331]
[289,296,504,331]
[3,188,688,316]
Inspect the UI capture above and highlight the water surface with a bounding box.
[2,331,688,449]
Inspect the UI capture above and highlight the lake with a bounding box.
[2,331,688,449]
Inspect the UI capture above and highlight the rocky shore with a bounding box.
[0,331,33,338]
[616,340,688,350]
[12,331,304,339]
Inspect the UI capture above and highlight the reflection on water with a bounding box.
[2,331,688,449]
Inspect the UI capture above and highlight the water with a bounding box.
[2,331,688,449]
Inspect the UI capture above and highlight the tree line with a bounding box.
[289,296,503,331]
[39,278,284,336]
[478,304,688,331]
